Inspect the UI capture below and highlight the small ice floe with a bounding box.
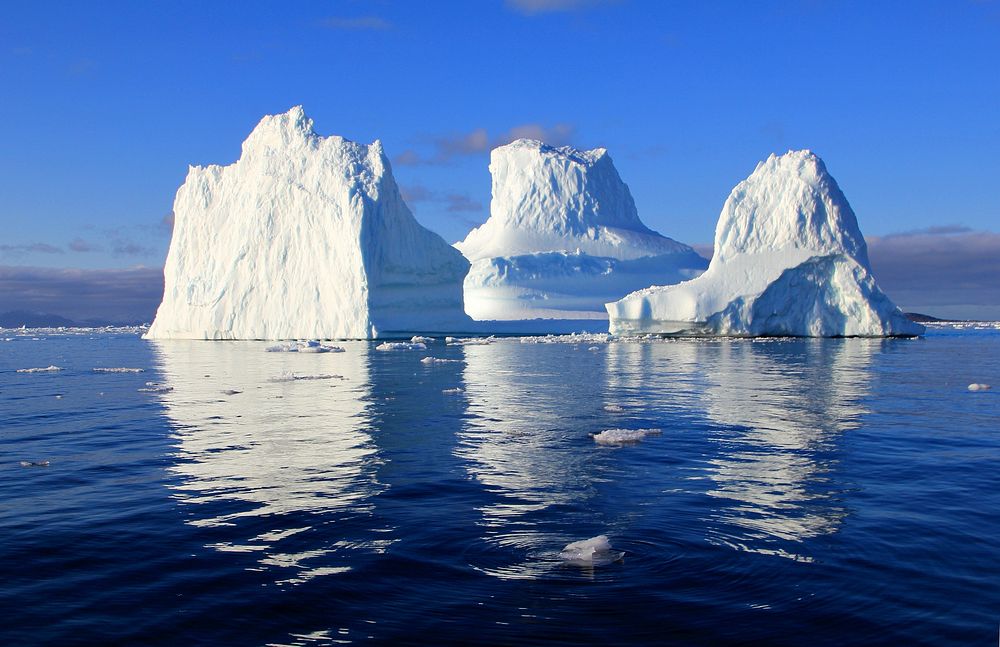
[19,460,50,468]
[968,383,992,391]
[269,372,343,382]
[559,535,624,566]
[16,365,62,373]
[420,356,461,365]
[375,342,427,351]
[446,336,494,346]
[442,387,464,394]
[602,403,626,413]
[138,381,173,393]
[266,341,344,353]
[587,346,600,351]
[93,367,144,373]
[592,428,661,446]
[411,335,434,344]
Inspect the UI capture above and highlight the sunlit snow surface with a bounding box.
[1,322,998,644]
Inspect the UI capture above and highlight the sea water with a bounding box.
[1,324,998,645]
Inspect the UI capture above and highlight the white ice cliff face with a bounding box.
[455,139,707,320]
[146,107,471,340]
[606,150,924,337]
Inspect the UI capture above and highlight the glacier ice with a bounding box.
[559,535,624,566]
[967,383,991,391]
[607,150,925,338]
[592,428,662,446]
[455,139,707,321]
[146,107,471,340]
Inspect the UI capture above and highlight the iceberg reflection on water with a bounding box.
[151,340,389,585]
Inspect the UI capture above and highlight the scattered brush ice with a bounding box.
[138,381,173,393]
[411,335,434,344]
[269,372,344,382]
[420,356,461,365]
[593,428,662,446]
[19,460,50,468]
[519,332,611,345]
[93,367,144,373]
[968,383,992,391]
[375,341,427,351]
[16,365,62,373]
[446,336,494,346]
[442,387,465,394]
[266,341,344,353]
[559,535,624,566]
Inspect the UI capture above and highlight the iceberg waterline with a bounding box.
[146,107,918,340]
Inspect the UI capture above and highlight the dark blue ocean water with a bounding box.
[1,325,998,646]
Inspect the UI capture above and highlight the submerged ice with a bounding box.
[607,150,924,338]
[455,139,707,321]
[146,107,471,341]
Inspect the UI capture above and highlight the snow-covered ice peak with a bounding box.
[712,149,870,268]
[456,138,692,261]
[606,150,923,337]
[146,107,471,340]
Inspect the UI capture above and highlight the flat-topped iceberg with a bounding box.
[607,150,924,337]
[455,139,707,320]
[146,107,471,340]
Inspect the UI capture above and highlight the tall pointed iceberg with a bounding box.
[146,107,471,340]
[606,150,923,337]
[455,139,707,320]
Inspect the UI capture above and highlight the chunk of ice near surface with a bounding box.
[967,383,991,391]
[16,366,62,373]
[559,535,624,566]
[411,336,434,344]
[442,387,464,394]
[265,341,345,353]
[420,357,461,365]
[19,460,50,468]
[375,342,427,351]
[93,367,144,373]
[593,428,662,446]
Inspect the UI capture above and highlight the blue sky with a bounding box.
[1,0,998,319]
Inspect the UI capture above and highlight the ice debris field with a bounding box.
[65,105,926,341]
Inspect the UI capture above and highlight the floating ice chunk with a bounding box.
[968,383,992,391]
[269,372,344,382]
[593,428,662,446]
[442,387,464,394]
[93,367,144,373]
[16,365,62,373]
[587,346,600,351]
[138,381,173,393]
[19,460,50,468]
[221,389,243,395]
[602,403,626,413]
[446,336,494,346]
[266,341,345,353]
[411,336,434,344]
[420,357,461,365]
[559,535,624,566]
[375,342,427,351]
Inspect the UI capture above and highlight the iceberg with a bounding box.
[607,150,924,337]
[146,107,471,340]
[455,139,707,321]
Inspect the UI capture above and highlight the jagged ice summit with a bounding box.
[145,107,924,341]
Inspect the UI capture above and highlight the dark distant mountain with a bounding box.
[904,312,949,323]
[0,310,80,327]
[0,310,147,328]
